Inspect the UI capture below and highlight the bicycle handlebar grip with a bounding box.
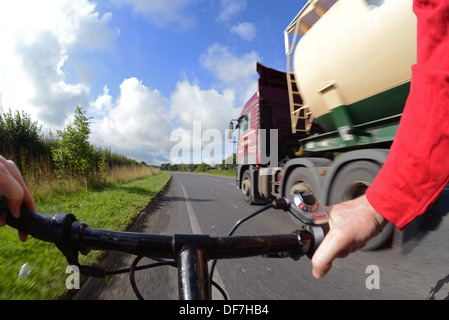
[1,197,59,244]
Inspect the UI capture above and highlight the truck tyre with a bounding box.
[327,161,394,251]
[284,167,322,225]
[241,170,254,204]
[285,167,320,199]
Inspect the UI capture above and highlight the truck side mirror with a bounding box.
[228,121,235,140]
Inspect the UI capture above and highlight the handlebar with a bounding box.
[1,202,312,264]
[5,205,64,244]
[0,191,329,300]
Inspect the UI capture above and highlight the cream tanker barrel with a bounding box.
[293,0,416,133]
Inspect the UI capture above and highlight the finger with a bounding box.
[0,157,34,242]
[312,261,332,279]
[18,231,28,242]
[6,164,35,241]
[311,230,346,279]
[0,165,24,218]
[0,158,36,213]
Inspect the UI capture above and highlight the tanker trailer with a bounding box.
[233,0,416,250]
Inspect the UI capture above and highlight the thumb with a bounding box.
[311,228,346,279]
[6,199,22,218]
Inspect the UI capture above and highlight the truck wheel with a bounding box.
[241,171,254,204]
[285,167,320,197]
[284,167,322,225]
[328,161,394,251]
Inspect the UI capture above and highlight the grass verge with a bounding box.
[0,171,171,300]
[201,169,235,177]
[184,169,235,177]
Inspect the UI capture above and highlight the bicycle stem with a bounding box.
[178,244,210,300]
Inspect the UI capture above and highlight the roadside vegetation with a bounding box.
[161,154,237,177]
[0,107,156,197]
[0,106,171,299]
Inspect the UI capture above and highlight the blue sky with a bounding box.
[0,0,308,165]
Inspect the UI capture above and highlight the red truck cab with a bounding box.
[233,63,313,204]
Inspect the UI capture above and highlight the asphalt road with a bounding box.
[81,171,449,300]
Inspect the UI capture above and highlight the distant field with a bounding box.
[199,169,235,177]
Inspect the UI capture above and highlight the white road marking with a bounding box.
[180,181,202,234]
[179,180,230,300]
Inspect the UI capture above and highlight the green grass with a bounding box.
[196,169,236,177]
[0,172,171,300]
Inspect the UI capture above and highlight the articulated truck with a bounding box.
[231,0,416,250]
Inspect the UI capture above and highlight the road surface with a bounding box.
[80,171,449,300]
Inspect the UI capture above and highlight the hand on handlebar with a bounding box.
[311,195,388,279]
[0,156,36,242]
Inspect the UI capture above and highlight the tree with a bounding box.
[0,109,42,154]
[51,106,95,179]
[195,163,211,172]
[0,109,44,173]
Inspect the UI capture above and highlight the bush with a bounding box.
[51,106,95,180]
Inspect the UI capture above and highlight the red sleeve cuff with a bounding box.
[366,187,416,231]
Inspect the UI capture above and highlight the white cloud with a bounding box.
[200,43,260,105]
[90,77,173,163]
[91,85,113,116]
[15,30,91,126]
[169,79,241,165]
[112,0,196,29]
[217,0,247,22]
[169,79,239,132]
[0,0,118,128]
[230,22,256,41]
[90,76,242,165]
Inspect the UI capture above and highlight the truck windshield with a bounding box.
[238,114,250,138]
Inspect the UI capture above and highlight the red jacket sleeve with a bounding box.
[365,0,449,230]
